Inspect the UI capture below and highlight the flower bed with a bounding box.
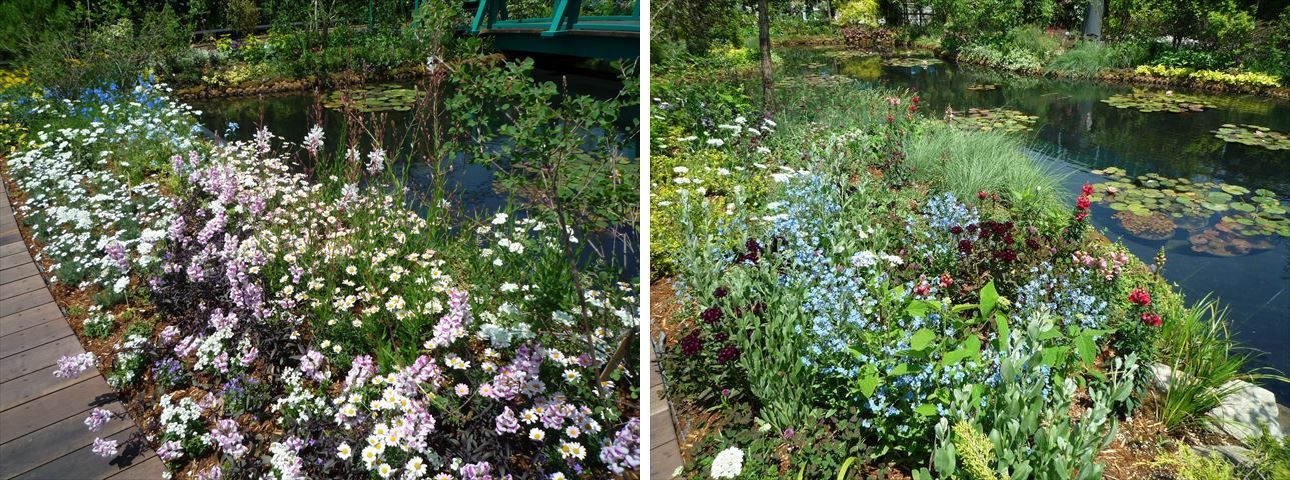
[650,74,1283,478]
[1,69,640,479]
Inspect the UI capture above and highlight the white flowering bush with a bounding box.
[8,80,640,479]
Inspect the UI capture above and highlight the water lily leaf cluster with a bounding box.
[1100,90,1214,113]
[1089,167,1289,254]
[946,108,1038,134]
[884,57,943,68]
[1211,124,1290,150]
[322,83,423,112]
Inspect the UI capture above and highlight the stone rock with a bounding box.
[1207,379,1283,441]
[1191,444,1254,468]
[1150,364,1283,441]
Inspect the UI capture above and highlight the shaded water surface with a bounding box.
[784,47,1290,401]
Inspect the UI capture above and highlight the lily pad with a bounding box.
[1212,124,1290,150]
[883,57,943,68]
[1115,210,1176,240]
[946,108,1038,134]
[323,84,424,113]
[1101,90,1215,113]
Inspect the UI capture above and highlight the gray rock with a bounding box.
[1191,444,1254,468]
[1207,379,1284,441]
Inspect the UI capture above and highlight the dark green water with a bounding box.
[783,46,1290,401]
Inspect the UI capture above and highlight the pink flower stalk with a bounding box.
[303,125,324,156]
[54,352,96,378]
[427,289,470,349]
[84,408,114,431]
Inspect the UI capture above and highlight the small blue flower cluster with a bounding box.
[1015,263,1109,330]
[763,177,994,441]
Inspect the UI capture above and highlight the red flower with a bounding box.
[1141,312,1162,327]
[977,190,988,200]
[958,239,974,254]
[1081,183,1094,196]
[950,225,964,235]
[908,105,917,112]
[1076,196,1091,210]
[886,115,894,123]
[912,96,921,104]
[1075,212,1089,221]
[938,272,954,288]
[913,283,930,297]
[1128,287,1152,306]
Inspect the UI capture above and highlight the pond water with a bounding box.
[190,67,640,279]
[782,46,1290,402]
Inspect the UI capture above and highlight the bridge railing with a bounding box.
[469,0,638,36]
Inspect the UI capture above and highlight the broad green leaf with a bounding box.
[910,328,936,351]
[994,312,1010,350]
[857,366,880,397]
[915,403,939,416]
[1074,334,1098,367]
[907,299,940,318]
[979,281,999,317]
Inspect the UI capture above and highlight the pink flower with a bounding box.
[92,437,118,458]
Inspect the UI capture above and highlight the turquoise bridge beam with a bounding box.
[468,0,639,60]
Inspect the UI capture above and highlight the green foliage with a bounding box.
[1152,296,1278,433]
[932,0,1024,51]
[1047,40,1148,77]
[1247,9,1290,77]
[652,0,742,55]
[445,57,639,244]
[0,0,74,59]
[1248,432,1290,479]
[23,6,191,97]
[1202,8,1256,56]
[1150,446,1237,480]
[904,123,1064,215]
[225,0,262,35]
[835,0,880,27]
[951,421,998,480]
[83,312,115,338]
[929,314,1138,480]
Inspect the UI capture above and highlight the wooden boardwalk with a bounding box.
[650,342,683,479]
[0,180,163,479]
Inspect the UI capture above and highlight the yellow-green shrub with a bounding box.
[834,0,879,27]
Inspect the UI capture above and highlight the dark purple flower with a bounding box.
[701,307,723,324]
[680,331,703,356]
[716,344,741,364]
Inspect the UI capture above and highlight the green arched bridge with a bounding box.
[466,0,639,59]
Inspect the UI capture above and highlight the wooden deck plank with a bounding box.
[0,251,30,271]
[0,376,108,444]
[0,303,64,337]
[0,287,54,318]
[0,259,37,281]
[0,242,27,258]
[0,335,83,383]
[0,367,86,412]
[0,401,131,478]
[0,274,45,301]
[9,426,151,480]
[107,456,166,479]
[0,316,72,359]
[0,182,157,480]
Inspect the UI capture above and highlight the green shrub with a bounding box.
[835,0,880,27]
[1048,40,1146,77]
[1248,432,1290,479]
[920,313,1139,480]
[1150,446,1236,480]
[1202,8,1255,58]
